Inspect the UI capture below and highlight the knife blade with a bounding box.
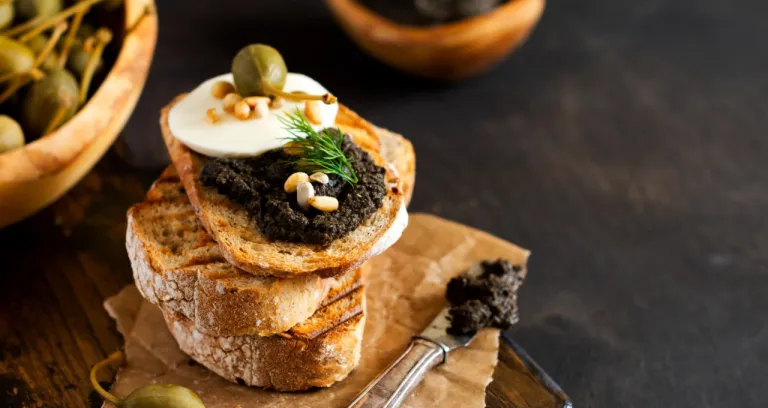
[347,305,476,408]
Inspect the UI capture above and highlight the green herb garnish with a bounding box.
[279,110,358,184]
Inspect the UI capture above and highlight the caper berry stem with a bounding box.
[78,27,111,104]
[57,6,88,67]
[31,21,68,68]
[90,350,125,405]
[42,103,69,136]
[0,66,43,83]
[262,81,337,105]
[0,16,42,37]
[18,0,104,42]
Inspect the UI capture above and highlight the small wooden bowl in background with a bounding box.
[0,0,158,229]
[325,0,545,80]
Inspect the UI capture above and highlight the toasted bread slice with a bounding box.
[162,274,366,391]
[160,95,408,278]
[127,168,367,336]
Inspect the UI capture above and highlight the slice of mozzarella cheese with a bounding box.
[168,73,338,158]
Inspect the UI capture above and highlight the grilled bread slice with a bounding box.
[162,268,367,391]
[128,168,343,336]
[161,94,408,278]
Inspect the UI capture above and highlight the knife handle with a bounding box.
[348,339,445,408]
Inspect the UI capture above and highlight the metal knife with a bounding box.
[347,306,474,408]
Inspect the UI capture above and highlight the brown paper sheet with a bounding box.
[104,213,530,408]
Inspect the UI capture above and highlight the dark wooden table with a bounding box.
[3,0,768,406]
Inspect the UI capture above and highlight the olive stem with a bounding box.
[57,3,89,68]
[18,0,104,43]
[262,81,337,105]
[90,350,125,405]
[78,28,112,104]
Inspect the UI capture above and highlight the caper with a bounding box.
[15,0,62,21]
[120,384,205,408]
[21,68,79,138]
[0,114,24,154]
[0,0,14,30]
[66,43,102,78]
[231,44,337,104]
[0,36,35,76]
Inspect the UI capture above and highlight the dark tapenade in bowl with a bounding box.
[200,133,387,245]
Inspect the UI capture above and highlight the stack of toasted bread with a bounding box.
[126,98,415,391]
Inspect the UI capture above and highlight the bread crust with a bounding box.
[162,282,366,391]
[127,171,338,336]
[160,95,407,278]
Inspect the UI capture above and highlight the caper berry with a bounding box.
[0,114,24,154]
[21,68,79,139]
[15,0,62,21]
[0,0,14,30]
[120,384,205,408]
[66,43,102,78]
[231,43,287,98]
[231,44,336,104]
[0,36,35,76]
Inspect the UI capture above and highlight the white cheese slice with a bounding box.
[168,72,338,158]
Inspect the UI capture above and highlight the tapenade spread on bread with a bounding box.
[200,132,387,245]
[446,259,524,334]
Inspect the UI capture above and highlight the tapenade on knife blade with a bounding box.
[200,131,386,245]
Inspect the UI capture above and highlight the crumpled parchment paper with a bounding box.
[104,213,530,408]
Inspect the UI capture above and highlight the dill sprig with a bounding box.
[279,110,358,184]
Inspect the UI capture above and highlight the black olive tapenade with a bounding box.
[445,259,524,335]
[199,133,387,245]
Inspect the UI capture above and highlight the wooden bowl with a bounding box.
[325,0,545,80]
[0,0,158,229]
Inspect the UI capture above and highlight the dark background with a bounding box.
[119,1,768,407]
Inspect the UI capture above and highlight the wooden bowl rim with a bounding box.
[326,0,544,42]
[0,0,158,183]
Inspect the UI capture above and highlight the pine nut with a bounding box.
[270,96,285,109]
[243,96,270,107]
[283,141,303,156]
[211,81,235,99]
[310,172,329,184]
[222,93,241,113]
[205,108,220,124]
[234,100,251,120]
[252,98,270,119]
[296,181,315,210]
[305,100,322,125]
[284,172,309,193]
[308,196,339,212]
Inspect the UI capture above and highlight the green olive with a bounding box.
[15,0,62,21]
[21,68,79,138]
[0,114,24,153]
[66,43,102,78]
[0,36,35,76]
[119,384,205,408]
[0,0,14,30]
[231,43,287,98]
